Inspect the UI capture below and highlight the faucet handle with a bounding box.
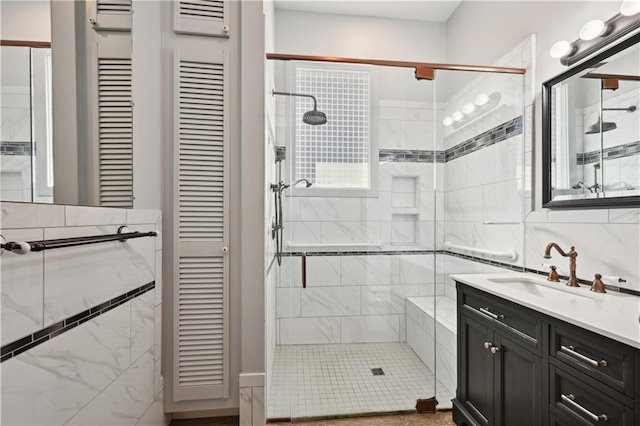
[590,274,606,294]
[547,265,560,282]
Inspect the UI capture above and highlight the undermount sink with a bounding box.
[487,276,595,299]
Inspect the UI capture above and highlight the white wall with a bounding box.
[446,1,640,290]
[0,0,51,42]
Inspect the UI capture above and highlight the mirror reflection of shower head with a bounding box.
[272,90,328,125]
[585,116,617,134]
[584,105,636,134]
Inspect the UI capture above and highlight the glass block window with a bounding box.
[294,67,370,189]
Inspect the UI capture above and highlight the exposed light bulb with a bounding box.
[549,40,572,59]
[442,117,453,127]
[451,111,463,122]
[620,0,640,16]
[475,93,489,106]
[579,20,607,41]
[462,103,476,115]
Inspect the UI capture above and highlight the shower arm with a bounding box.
[272,90,318,110]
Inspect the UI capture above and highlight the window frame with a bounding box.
[287,62,379,198]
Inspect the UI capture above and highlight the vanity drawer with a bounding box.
[550,364,634,426]
[461,286,541,350]
[550,323,635,398]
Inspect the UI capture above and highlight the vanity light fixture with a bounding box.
[579,19,608,41]
[442,92,502,130]
[549,41,573,59]
[620,0,640,16]
[550,3,640,66]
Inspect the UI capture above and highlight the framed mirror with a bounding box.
[0,0,133,207]
[1,42,53,203]
[542,32,639,209]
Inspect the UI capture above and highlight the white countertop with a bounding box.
[451,272,640,349]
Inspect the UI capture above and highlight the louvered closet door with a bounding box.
[174,0,229,38]
[93,0,132,31]
[172,46,230,401]
[96,42,133,208]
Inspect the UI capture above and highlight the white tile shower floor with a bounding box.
[268,343,453,420]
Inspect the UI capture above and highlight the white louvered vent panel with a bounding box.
[174,0,228,38]
[179,0,224,20]
[98,58,133,208]
[178,61,225,240]
[97,0,132,14]
[178,257,225,387]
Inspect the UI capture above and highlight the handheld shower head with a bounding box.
[272,90,328,126]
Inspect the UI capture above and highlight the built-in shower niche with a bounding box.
[391,176,420,245]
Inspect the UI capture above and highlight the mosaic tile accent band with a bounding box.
[444,116,523,162]
[0,141,35,156]
[577,140,640,165]
[0,281,155,363]
[379,150,445,163]
[379,116,523,164]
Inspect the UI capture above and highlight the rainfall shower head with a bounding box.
[585,105,636,134]
[272,90,328,125]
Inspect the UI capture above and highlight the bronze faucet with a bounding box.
[591,274,606,293]
[543,243,579,287]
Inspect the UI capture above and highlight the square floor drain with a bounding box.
[371,368,385,376]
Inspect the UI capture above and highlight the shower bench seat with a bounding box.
[405,296,457,397]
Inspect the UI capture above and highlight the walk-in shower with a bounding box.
[265,47,527,421]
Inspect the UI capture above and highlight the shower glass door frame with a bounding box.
[267,53,526,421]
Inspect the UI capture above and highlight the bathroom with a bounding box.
[1,1,639,425]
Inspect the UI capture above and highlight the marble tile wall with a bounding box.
[275,254,439,345]
[0,202,167,426]
[441,37,533,270]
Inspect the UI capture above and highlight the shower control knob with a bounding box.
[222,246,229,253]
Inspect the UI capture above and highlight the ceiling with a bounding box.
[273,0,462,23]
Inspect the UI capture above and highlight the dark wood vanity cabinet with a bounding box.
[452,282,639,426]
[454,285,543,426]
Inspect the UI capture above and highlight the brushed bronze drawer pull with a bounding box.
[561,394,608,422]
[479,307,504,320]
[560,345,607,367]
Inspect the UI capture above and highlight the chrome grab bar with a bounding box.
[301,252,307,289]
[479,307,504,320]
[561,394,608,422]
[560,345,606,367]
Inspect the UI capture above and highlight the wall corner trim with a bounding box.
[239,372,266,388]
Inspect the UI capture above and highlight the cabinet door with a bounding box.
[459,313,495,426]
[494,334,543,426]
